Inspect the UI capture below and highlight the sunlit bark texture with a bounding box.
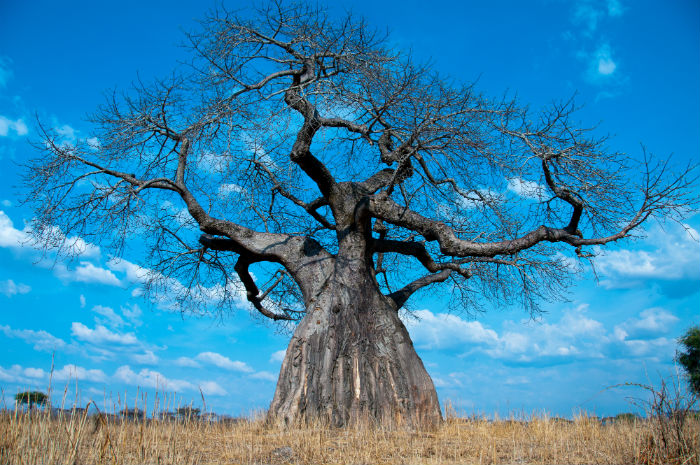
[24,1,697,426]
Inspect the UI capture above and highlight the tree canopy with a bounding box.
[677,325,700,395]
[15,391,48,409]
[25,2,696,323]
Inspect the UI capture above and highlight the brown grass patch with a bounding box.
[2,405,698,464]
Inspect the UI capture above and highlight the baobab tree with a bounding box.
[24,2,696,426]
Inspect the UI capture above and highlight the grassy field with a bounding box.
[1,404,698,464]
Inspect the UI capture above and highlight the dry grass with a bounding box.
[1,405,698,465]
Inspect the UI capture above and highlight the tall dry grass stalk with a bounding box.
[1,401,698,465]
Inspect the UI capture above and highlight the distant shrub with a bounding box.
[14,391,48,409]
[677,325,700,395]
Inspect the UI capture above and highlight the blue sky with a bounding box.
[0,0,698,418]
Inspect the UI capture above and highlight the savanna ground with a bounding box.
[2,400,698,465]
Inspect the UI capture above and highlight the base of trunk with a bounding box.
[268,285,441,428]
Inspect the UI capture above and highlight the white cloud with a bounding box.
[0,324,67,351]
[572,0,623,33]
[614,308,679,341]
[91,305,125,328]
[197,151,231,173]
[0,363,104,386]
[107,257,149,283]
[24,367,46,378]
[121,303,143,326]
[405,306,611,365]
[71,322,138,345]
[52,364,107,383]
[0,364,45,385]
[195,351,253,373]
[0,115,28,137]
[0,279,31,297]
[270,349,286,363]
[0,211,28,248]
[79,294,86,308]
[62,235,101,259]
[218,183,246,197]
[114,365,226,396]
[403,310,499,350]
[55,124,77,146]
[595,43,617,75]
[174,356,200,368]
[132,350,159,365]
[1,200,11,207]
[507,177,546,200]
[483,305,609,363]
[86,137,100,150]
[617,337,674,358]
[250,371,277,382]
[55,261,121,286]
[114,365,194,392]
[198,381,228,396]
[595,222,700,289]
[578,43,619,81]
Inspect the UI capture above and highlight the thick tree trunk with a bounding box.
[268,255,442,427]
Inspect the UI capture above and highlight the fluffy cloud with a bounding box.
[55,262,121,286]
[611,308,679,359]
[115,365,194,391]
[269,349,286,363]
[250,371,277,382]
[121,303,143,326]
[593,43,617,76]
[114,365,226,396]
[54,124,77,147]
[507,178,546,200]
[482,305,609,363]
[52,364,108,383]
[404,310,498,351]
[110,257,148,282]
[91,305,125,328]
[0,324,67,351]
[0,115,28,137]
[198,381,228,396]
[0,211,28,248]
[0,212,101,261]
[131,350,159,365]
[195,351,253,373]
[614,308,679,341]
[174,356,200,368]
[0,363,106,385]
[71,322,138,345]
[0,364,46,385]
[595,222,700,295]
[218,183,246,197]
[0,212,113,290]
[572,0,623,33]
[0,279,31,297]
[408,303,682,367]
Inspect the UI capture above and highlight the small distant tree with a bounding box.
[14,391,48,409]
[119,407,144,420]
[677,325,700,395]
[176,406,201,419]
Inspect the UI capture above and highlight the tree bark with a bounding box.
[268,229,442,428]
